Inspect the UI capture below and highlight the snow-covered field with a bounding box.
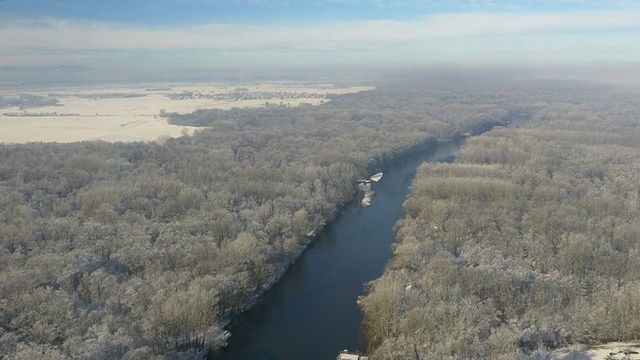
[552,342,640,360]
[0,83,373,143]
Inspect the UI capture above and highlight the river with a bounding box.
[214,138,467,360]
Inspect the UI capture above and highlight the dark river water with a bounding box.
[214,138,467,360]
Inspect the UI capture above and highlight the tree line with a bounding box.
[0,94,60,110]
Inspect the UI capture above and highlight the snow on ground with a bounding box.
[0,83,374,143]
[552,342,640,360]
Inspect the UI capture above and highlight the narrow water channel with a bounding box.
[214,138,467,360]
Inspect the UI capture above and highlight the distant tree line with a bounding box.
[360,88,640,359]
[164,90,324,102]
[2,112,79,117]
[69,93,147,100]
[0,94,59,110]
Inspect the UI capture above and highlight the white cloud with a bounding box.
[1,9,639,67]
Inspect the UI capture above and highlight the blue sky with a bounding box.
[1,0,640,69]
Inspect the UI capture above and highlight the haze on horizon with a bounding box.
[1,0,639,76]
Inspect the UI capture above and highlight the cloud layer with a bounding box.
[2,8,640,68]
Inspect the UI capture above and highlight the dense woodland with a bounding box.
[360,87,640,359]
[0,85,514,359]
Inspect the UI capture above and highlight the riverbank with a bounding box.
[209,115,515,358]
[211,136,480,359]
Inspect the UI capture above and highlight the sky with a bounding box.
[1,0,640,71]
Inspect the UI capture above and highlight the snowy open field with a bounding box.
[552,342,640,360]
[0,83,373,143]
